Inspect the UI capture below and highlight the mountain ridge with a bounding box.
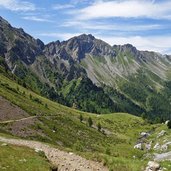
[0,16,171,121]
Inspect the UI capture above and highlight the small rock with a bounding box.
[145,141,152,151]
[165,120,169,125]
[19,158,27,162]
[166,141,171,146]
[163,139,168,143]
[154,143,160,150]
[140,132,150,137]
[161,144,168,151]
[1,143,7,146]
[157,130,166,138]
[134,143,142,150]
[34,148,43,153]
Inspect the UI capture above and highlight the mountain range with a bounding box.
[0,16,171,122]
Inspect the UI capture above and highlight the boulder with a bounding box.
[165,120,169,125]
[161,141,171,151]
[141,132,147,136]
[153,143,160,151]
[145,141,152,151]
[145,161,161,171]
[140,132,150,137]
[134,143,142,150]
[161,144,168,151]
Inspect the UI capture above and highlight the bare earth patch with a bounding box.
[0,96,46,138]
[0,96,29,121]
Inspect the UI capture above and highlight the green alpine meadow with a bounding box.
[0,2,171,170]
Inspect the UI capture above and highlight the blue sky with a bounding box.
[1,0,171,54]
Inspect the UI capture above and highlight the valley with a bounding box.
[0,15,171,171]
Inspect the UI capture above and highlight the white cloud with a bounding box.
[70,0,171,20]
[97,35,171,54]
[0,0,35,11]
[22,16,52,22]
[53,4,74,10]
[70,0,92,5]
[38,32,82,40]
[62,21,163,31]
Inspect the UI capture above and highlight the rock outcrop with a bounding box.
[0,16,44,69]
[145,161,161,171]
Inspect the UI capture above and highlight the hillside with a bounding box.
[0,70,171,171]
[0,16,171,120]
[0,141,50,171]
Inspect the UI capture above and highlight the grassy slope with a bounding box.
[0,72,165,171]
[0,142,50,171]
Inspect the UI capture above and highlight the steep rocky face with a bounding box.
[43,34,117,85]
[81,42,171,86]
[0,17,44,70]
[113,44,145,62]
[44,34,171,88]
[44,34,115,61]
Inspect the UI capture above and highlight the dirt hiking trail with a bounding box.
[0,136,108,171]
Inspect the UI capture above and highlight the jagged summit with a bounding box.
[70,34,95,42]
[0,16,10,26]
[45,33,115,61]
[0,16,44,67]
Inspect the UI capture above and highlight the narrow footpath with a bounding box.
[0,136,108,171]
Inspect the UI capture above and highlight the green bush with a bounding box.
[88,117,93,127]
[79,114,83,122]
[97,122,101,131]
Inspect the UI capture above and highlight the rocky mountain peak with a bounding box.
[73,34,95,41]
[45,34,115,61]
[113,44,137,53]
[0,16,10,26]
[0,16,44,69]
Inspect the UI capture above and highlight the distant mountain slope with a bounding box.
[43,34,171,120]
[45,34,171,86]
[0,16,171,120]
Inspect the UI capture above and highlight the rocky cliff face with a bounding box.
[0,17,44,70]
[44,34,115,61]
[44,34,171,87]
